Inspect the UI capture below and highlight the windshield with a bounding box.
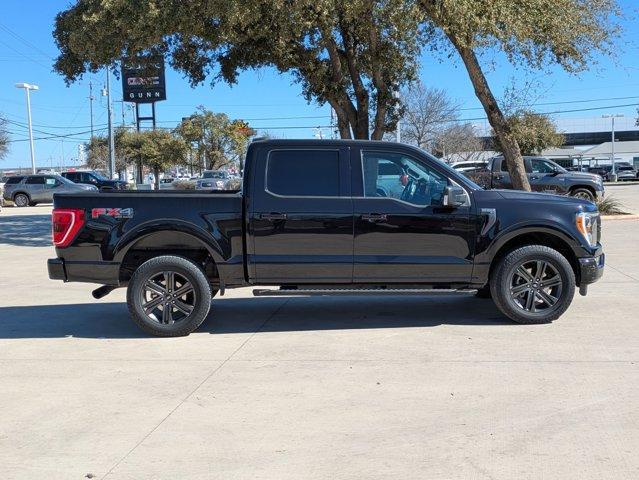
[418,150,482,190]
[91,171,108,180]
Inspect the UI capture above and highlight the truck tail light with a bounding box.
[52,208,85,247]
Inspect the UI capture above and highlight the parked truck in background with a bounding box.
[48,140,604,336]
[460,156,604,201]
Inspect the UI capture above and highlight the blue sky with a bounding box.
[1,0,638,169]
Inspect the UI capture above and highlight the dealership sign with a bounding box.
[121,58,167,103]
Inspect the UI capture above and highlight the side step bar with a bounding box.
[253,287,477,297]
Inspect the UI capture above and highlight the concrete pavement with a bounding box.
[0,205,638,479]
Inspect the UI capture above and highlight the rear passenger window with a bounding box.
[25,176,45,185]
[5,177,23,185]
[267,150,340,197]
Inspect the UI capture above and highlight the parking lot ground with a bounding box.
[0,205,638,479]
[604,182,639,214]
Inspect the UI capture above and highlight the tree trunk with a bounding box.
[153,166,160,190]
[448,37,531,191]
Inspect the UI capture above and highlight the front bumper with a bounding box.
[579,252,605,285]
[48,258,121,285]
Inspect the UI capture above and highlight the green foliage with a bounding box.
[53,0,426,139]
[596,196,629,215]
[422,0,620,73]
[495,111,565,155]
[173,107,251,170]
[85,127,136,171]
[124,129,187,171]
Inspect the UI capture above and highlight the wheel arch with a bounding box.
[115,226,224,285]
[488,229,581,285]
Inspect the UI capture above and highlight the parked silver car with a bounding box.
[2,174,98,207]
[196,170,231,190]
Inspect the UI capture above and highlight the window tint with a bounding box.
[530,159,556,174]
[5,176,24,185]
[25,176,45,185]
[500,159,509,172]
[267,150,340,197]
[362,151,449,206]
[378,160,402,176]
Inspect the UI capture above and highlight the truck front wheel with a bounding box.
[570,188,595,201]
[490,245,575,324]
[126,255,213,337]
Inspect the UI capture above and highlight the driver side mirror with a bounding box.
[443,185,469,207]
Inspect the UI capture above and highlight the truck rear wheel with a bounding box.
[126,255,213,337]
[490,245,575,324]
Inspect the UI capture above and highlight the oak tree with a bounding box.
[420,0,620,190]
[53,0,426,140]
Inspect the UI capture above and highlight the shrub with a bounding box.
[172,179,196,190]
[596,196,629,215]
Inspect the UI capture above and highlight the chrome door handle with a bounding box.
[362,213,388,222]
[258,212,287,220]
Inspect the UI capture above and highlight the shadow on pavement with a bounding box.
[0,295,507,339]
[0,213,52,247]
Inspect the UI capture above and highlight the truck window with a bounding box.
[5,176,24,185]
[530,159,556,174]
[500,159,509,172]
[362,151,448,206]
[266,150,340,197]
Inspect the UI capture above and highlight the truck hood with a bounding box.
[494,189,598,212]
[561,171,603,184]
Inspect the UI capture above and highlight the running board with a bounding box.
[253,287,477,297]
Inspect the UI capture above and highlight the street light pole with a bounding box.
[15,83,39,174]
[602,114,623,181]
[106,67,116,179]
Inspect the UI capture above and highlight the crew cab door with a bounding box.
[491,158,513,189]
[247,146,353,283]
[352,147,474,283]
[526,157,561,194]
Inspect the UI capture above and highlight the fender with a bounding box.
[489,221,581,257]
[113,219,226,265]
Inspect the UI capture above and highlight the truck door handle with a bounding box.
[494,175,504,180]
[258,212,287,220]
[530,175,540,180]
[362,213,388,222]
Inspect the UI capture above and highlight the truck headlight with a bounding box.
[576,212,598,246]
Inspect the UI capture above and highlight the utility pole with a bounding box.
[105,67,116,179]
[89,81,94,138]
[15,83,39,174]
[602,114,623,181]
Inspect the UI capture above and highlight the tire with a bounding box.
[570,188,595,202]
[490,245,575,324]
[13,193,29,207]
[126,255,213,337]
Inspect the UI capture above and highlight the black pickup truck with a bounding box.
[48,139,604,336]
[462,156,605,201]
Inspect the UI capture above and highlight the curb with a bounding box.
[601,214,639,221]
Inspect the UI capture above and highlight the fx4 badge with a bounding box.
[91,207,134,219]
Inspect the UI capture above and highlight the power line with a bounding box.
[0,22,55,59]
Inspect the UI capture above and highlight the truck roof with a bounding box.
[250,138,409,148]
